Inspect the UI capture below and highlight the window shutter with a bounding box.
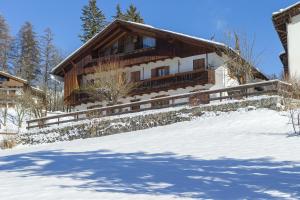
[131,71,141,82]
[193,59,205,71]
[151,68,157,78]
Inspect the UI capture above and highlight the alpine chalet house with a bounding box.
[0,71,43,108]
[51,20,266,110]
[273,2,300,79]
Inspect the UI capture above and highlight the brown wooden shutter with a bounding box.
[131,71,141,82]
[151,68,157,78]
[193,59,205,71]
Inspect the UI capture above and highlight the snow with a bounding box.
[272,1,300,16]
[0,108,28,135]
[122,20,226,47]
[1,108,300,199]
[26,94,279,135]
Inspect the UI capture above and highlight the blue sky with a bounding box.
[0,0,298,76]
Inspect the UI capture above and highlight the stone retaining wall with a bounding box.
[18,96,284,145]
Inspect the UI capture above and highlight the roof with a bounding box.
[51,19,267,80]
[51,19,226,75]
[0,71,28,84]
[272,1,300,15]
[272,2,300,51]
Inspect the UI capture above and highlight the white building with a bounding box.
[273,2,300,79]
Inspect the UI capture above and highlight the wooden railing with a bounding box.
[27,80,291,129]
[70,69,215,105]
[131,69,215,95]
[76,48,171,75]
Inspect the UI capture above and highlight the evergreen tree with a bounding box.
[15,22,40,85]
[0,14,12,72]
[124,4,144,23]
[113,4,125,20]
[79,0,106,43]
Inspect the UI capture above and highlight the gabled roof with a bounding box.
[51,19,226,75]
[0,71,28,84]
[272,2,300,51]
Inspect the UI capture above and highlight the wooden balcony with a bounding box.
[65,69,215,106]
[76,48,172,75]
[131,69,215,95]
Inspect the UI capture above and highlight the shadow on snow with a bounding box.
[1,149,300,199]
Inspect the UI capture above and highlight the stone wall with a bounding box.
[18,96,284,145]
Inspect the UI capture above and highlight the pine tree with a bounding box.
[0,14,12,72]
[15,22,40,85]
[124,4,144,23]
[113,4,125,20]
[79,0,106,43]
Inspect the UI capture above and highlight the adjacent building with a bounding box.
[0,71,43,108]
[51,20,266,110]
[273,2,300,79]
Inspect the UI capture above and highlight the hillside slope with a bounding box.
[0,108,300,200]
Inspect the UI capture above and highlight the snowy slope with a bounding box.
[0,109,300,200]
[0,108,29,138]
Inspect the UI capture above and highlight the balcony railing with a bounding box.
[66,69,215,105]
[131,69,215,95]
[76,48,171,75]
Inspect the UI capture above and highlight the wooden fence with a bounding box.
[26,80,291,129]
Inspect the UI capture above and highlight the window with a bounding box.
[158,67,169,77]
[111,41,118,55]
[0,76,8,83]
[131,71,141,82]
[143,37,156,48]
[124,36,135,53]
[193,58,206,71]
[118,39,125,53]
[151,66,169,78]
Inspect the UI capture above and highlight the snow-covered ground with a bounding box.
[0,108,300,200]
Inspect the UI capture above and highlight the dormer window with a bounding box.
[143,37,156,48]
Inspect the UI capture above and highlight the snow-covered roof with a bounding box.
[0,71,28,84]
[272,1,300,16]
[122,20,226,47]
[51,19,226,75]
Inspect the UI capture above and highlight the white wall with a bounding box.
[287,14,300,79]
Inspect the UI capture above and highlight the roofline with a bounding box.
[0,71,28,84]
[272,2,300,51]
[272,1,300,16]
[51,19,226,75]
[51,20,267,80]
